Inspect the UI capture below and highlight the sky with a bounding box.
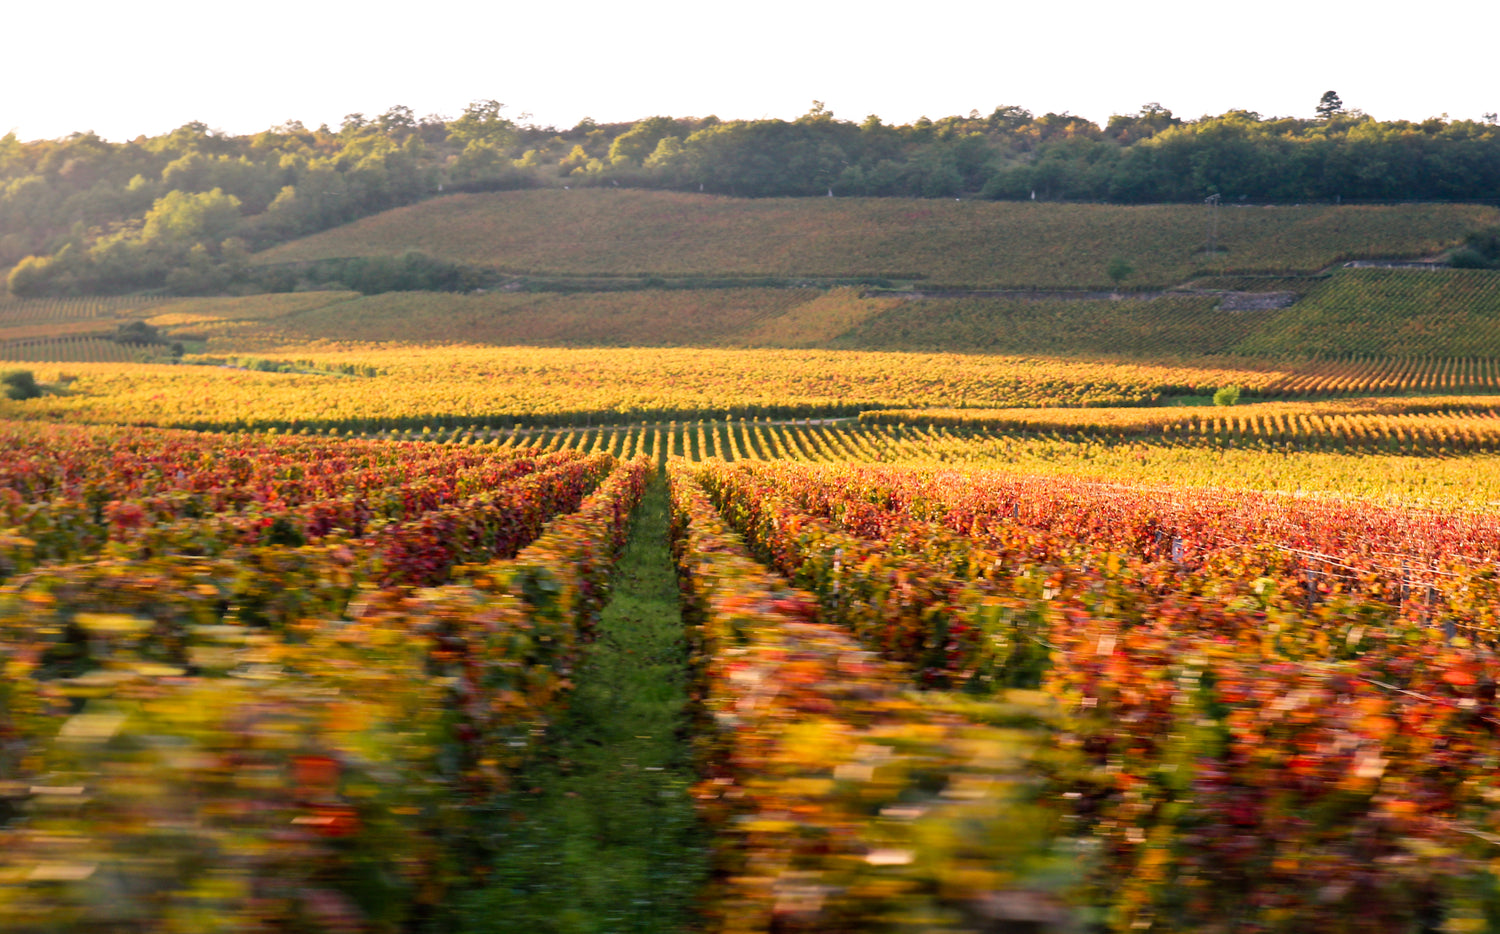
[4,0,1496,143]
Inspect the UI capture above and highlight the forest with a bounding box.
[4,96,1500,297]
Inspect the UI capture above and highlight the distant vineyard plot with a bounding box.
[15,346,1500,434]
[833,292,1257,356]
[1234,268,1500,357]
[0,295,158,324]
[243,288,841,348]
[0,348,1293,429]
[0,292,360,357]
[102,270,1500,363]
[216,287,1239,354]
[0,337,148,363]
[0,295,166,346]
[364,416,1500,507]
[250,191,1497,289]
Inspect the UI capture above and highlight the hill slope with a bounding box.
[251,190,1497,289]
[12,270,1500,363]
[1233,268,1500,356]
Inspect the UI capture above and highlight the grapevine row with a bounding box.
[0,429,650,930]
[0,295,153,324]
[1263,354,1500,395]
[728,460,1500,621]
[669,463,1075,931]
[0,336,148,363]
[687,459,1500,930]
[863,403,1500,454]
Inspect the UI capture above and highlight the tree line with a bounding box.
[4,97,1499,296]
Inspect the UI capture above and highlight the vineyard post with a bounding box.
[1205,193,1222,257]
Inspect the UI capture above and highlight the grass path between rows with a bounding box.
[463,470,710,933]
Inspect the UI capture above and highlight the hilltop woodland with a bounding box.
[5,96,1500,296]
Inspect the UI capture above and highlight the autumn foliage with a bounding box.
[0,420,649,930]
[682,458,1500,930]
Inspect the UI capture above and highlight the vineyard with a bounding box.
[249,190,1496,289]
[7,189,1500,932]
[0,348,1299,429]
[234,288,840,349]
[832,292,1267,357]
[0,421,652,930]
[0,295,160,326]
[104,270,1500,364]
[1249,355,1500,396]
[862,396,1500,451]
[10,418,1500,931]
[0,293,363,366]
[841,269,1500,361]
[1236,269,1500,358]
[444,415,1500,506]
[0,296,168,364]
[6,268,1500,374]
[0,337,152,364]
[668,458,1500,930]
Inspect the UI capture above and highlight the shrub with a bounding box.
[1213,385,1241,406]
[1449,247,1495,270]
[1,370,41,400]
[113,320,165,344]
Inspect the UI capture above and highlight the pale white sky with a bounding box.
[4,0,1495,143]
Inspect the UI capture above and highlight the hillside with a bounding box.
[1232,267,1500,356]
[8,194,1500,378]
[10,268,1500,365]
[251,190,1497,289]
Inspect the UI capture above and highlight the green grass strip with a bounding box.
[463,471,709,933]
